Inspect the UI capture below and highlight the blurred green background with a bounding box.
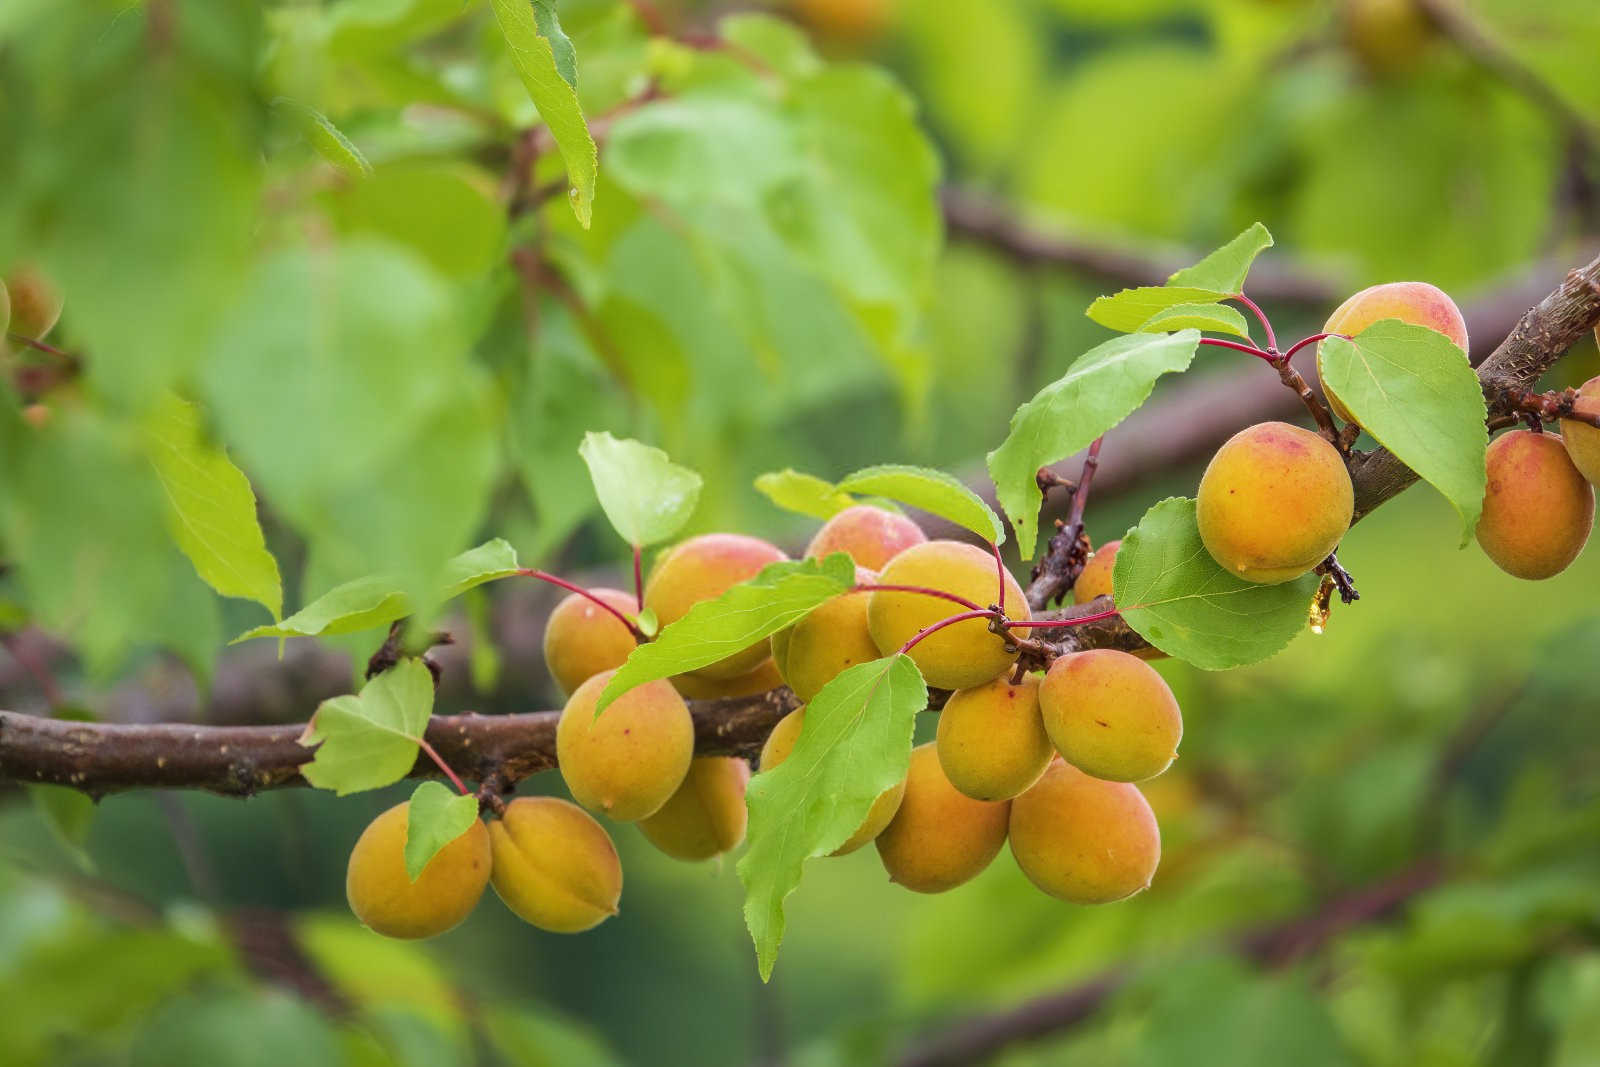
[2,0,1599,1064]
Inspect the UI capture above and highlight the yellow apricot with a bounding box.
[1196,422,1353,584]
[806,505,927,571]
[760,708,905,855]
[489,796,622,932]
[875,743,1010,893]
[638,757,751,861]
[1073,539,1119,604]
[556,670,695,821]
[1318,281,1468,424]
[867,541,1028,690]
[346,802,491,939]
[776,574,882,702]
[1476,429,1594,580]
[935,673,1053,801]
[1009,759,1160,904]
[543,588,639,696]
[5,266,63,341]
[644,533,789,679]
[1559,376,1600,486]
[1039,650,1182,783]
[1342,0,1435,75]
[670,657,784,700]
[791,0,893,44]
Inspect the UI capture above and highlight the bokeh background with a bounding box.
[3,0,1600,1064]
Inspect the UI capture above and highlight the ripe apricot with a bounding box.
[644,533,788,679]
[346,802,491,939]
[5,266,63,341]
[935,673,1053,801]
[556,670,695,821]
[867,540,1028,690]
[1073,539,1119,604]
[1559,376,1600,486]
[638,757,751,861]
[1196,422,1353,584]
[1039,650,1182,783]
[775,568,881,702]
[1318,281,1468,424]
[489,796,622,932]
[543,588,638,696]
[806,505,927,570]
[1009,759,1160,904]
[1476,429,1594,580]
[875,744,1010,893]
[760,708,905,855]
[670,657,784,700]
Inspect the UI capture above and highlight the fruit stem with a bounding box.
[988,541,1007,613]
[1002,607,1120,630]
[518,569,649,642]
[849,584,986,612]
[1199,337,1275,362]
[1280,332,1342,362]
[418,737,470,796]
[5,332,74,361]
[1232,292,1278,354]
[898,609,996,656]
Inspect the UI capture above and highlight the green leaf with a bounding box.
[531,0,577,89]
[333,162,507,280]
[578,432,703,548]
[754,469,858,520]
[297,658,433,795]
[719,13,822,80]
[1140,302,1251,340]
[988,331,1201,559]
[835,465,1003,545]
[1167,222,1274,293]
[489,0,597,227]
[403,781,480,882]
[142,393,283,621]
[1086,286,1226,333]
[272,98,372,177]
[440,538,522,598]
[597,555,855,713]
[739,655,926,980]
[1113,497,1317,669]
[29,784,95,871]
[1319,321,1487,543]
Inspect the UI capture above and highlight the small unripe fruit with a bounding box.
[935,674,1053,801]
[1009,759,1160,904]
[489,796,622,932]
[543,588,638,696]
[775,568,880,702]
[1342,0,1435,76]
[875,744,1010,893]
[670,657,784,700]
[1196,422,1354,584]
[760,708,904,855]
[557,670,695,821]
[1476,429,1594,580]
[644,533,788,679]
[346,802,491,939]
[638,757,751,861]
[1558,376,1600,486]
[867,540,1028,690]
[1318,281,1468,424]
[1073,539,1119,604]
[5,266,63,341]
[806,506,927,570]
[1039,650,1182,783]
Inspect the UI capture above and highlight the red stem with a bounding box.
[1231,293,1278,354]
[849,584,986,612]
[1002,608,1120,630]
[417,738,470,796]
[988,541,1007,611]
[1280,332,1344,362]
[518,569,648,641]
[631,544,644,610]
[1199,337,1276,362]
[5,333,74,361]
[899,609,995,656]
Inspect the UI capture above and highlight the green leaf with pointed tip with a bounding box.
[1113,497,1317,670]
[835,465,1003,545]
[596,555,855,713]
[143,393,283,621]
[1167,222,1274,293]
[1086,286,1225,333]
[440,538,521,598]
[1319,321,1487,544]
[754,469,858,520]
[531,1,577,89]
[1139,302,1251,340]
[272,98,372,177]
[739,654,926,981]
[579,432,703,548]
[988,330,1201,559]
[404,782,481,882]
[298,658,433,795]
[490,0,596,227]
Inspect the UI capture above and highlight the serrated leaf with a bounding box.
[404,781,480,882]
[298,658,433,795]
[739,655,926,980]
[597,555,855,713]
[988,331,1201,559]
[835,465,1003,545]
[1140,302,1251,340]
[1319,321,1487,543]
[1087,286,1226,333]
[272,98,372,178]
[490,0,596,227]
[531,0,577,89]
[1113,498,1317,669]
[579,432,702,548]
[1167,222,1274,293]
[143,393,283,621]
[754,469,858,520]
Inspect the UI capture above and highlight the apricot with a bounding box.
[775,569,881,702]
[1039,650,1182,783]
[867,540,1028,690]
[1343,0,1434,75]
[5,266,63,341]
[556,670,695,821]
[1009,759,1160,904]
[792,0,893,44]
[1559,376,1600,486]
[760,708,905,855]
[935,673,1053,801]
[1476,429,1594,580]
[1318,281,1468,424]
[670,657,784,700]
[637,757,751,861]
[1073,539,1119,604]
[644,533,788,679]
[1196,422,1353,584]
[806,505,927,571]
[489,796,622,932]
[543,588,639,696]
[875,744,1010,893]
[345,802,491,939]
